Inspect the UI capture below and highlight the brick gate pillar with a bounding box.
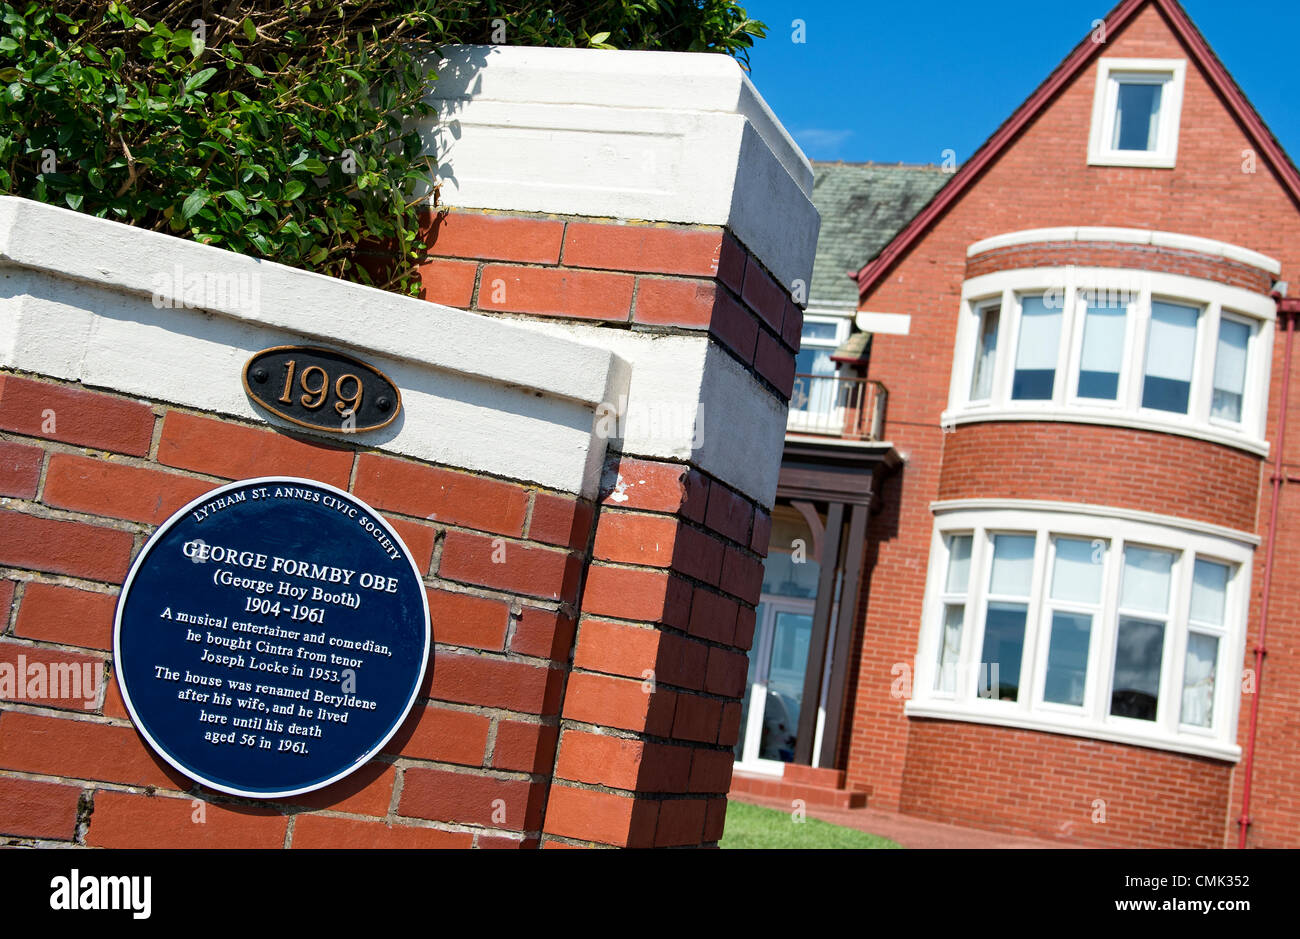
[418,45,818,846]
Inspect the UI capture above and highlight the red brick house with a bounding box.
[730,0,1300,848]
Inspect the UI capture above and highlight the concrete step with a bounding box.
[730,770,870,810]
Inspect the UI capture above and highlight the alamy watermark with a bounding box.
[0,654,99,709]
[152,263,261,316]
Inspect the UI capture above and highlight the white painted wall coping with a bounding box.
[421,44,819,294]
[425,44,812,192]
[965,226,1281,275]
[0,195,628,497]
[0,196,620,409]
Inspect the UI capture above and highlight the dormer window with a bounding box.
[1088,58,1186,168]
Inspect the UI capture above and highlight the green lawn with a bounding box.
[718,800,901,849]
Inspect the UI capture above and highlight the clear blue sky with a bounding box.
[742,0,1300,166]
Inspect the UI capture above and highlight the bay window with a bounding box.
[948,268,1274,454]
[912,504,1252,760]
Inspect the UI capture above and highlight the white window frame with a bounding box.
[945,267,1276,456]
[1032,534,1109,716]
[1087,57,1187,168]
[789,313,853,435]
[1208,310,1259,431]
[908,501,1254,761]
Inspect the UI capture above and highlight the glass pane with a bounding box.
[1078,302,1126,399]
[1012,295,1062,400]
[1143,301,1198,414]
[945,534,973,594]
[1121,546,1174,614]
[980,602,1026,701]
[1113,81,1162,151]
[1190,559,1230,627]
[1181,633,1218,728]
[935,604,964,693]
[791,347,836,417]
[760,509,821,599]
[1212,318,1250,423]
[793,348,824,376]
[1111,616,1165,721]
[759,549,820,599]
[989,534,1035,597]
[1051,537,1104,604]
[1044,610,1092,706]
[971,303,1000,400]
[758,611,812,762]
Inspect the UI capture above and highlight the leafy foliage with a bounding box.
[0,1,765,293]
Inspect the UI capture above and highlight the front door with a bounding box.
[733,595,815,775]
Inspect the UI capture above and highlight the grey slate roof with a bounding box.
[808,162,951,311]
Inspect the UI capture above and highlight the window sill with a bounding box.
[903,699,1241,762]
[940,406,1269,458]
[1087,150,1177,169]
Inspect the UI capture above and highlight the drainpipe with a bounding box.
[1237,294,1298,848]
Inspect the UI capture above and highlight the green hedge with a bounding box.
[0,1,764,293]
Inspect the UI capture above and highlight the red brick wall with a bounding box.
[544,454,770,847]
[938,422,1261,533]
[900,719,1233,848]
[0,209,795,848]
[412,208,796,846]
[414,210,803,398]
[843,1,1300,847]
[0,373,586,847]
[966,241,1274,293]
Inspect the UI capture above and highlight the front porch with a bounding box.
[733,366,900,794]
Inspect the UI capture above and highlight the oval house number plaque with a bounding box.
[243,345,402,434]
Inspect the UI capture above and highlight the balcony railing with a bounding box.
[787,374,887,441]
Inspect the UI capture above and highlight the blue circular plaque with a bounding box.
[114,477,430,799]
